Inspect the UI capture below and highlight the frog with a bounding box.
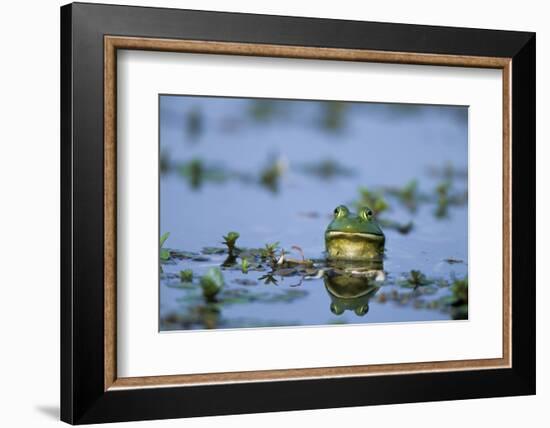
[325,205,385,260]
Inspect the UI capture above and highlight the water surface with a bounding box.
[159,96,468,331]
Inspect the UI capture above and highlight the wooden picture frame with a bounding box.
[61,2,535,424]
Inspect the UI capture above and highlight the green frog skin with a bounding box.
[325,205,385,260]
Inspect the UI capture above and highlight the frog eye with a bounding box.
[360,207,374,220]
[334,205,349,218]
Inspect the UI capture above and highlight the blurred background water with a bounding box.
[159,95,468,331]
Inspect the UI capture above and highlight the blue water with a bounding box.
[159,95,468,331]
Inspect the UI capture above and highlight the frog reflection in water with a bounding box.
[324,260,383,316]
[324,205,385,316]
[325,205,385,260]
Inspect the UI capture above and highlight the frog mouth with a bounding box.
[326,231,385,241]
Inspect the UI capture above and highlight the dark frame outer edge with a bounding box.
[510,34,536,391]
[60,4,74,425]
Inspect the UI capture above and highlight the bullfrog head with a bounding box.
[325,205,385,260]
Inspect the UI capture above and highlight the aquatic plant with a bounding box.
[402,270,432,288]
[222,231,240,254]
[450,277,468,303]
[160,232,170,261]
[179,269,193,282]
[249,100,277,122]
[444,258,464,264]
[169,249,200,260]
[221,254,238,268]
[179,159,203,189]
[200,267,225,302]
[440,277,468,320]
[407,270,429,286]
[277,245,314,267]
[259,156,286,193]
[378,218,414,235]
[241,258,250,274]
[198,304,221,329]
[427,163,467,181]
[260,242,280,265]
[185,107,203,140]
[435,278,450,288]
[232,278,257,286]
[387,179,421,212]
[292,245,305,260]
[434,180,451,218]
[258,272,279,286]
[321,101,347,131]
[356,186,389,214]
[354,185,417,234]
[299,159,354,180]
[202,247,226,255]
[177,158,229,189]
[168,304,221,330]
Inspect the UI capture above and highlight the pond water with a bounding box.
[159,95,468,331]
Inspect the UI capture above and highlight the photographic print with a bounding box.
[159,95,468,331]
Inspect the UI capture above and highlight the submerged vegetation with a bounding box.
[160,226,469,329]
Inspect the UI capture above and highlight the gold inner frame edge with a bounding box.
[104,36,512,391]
